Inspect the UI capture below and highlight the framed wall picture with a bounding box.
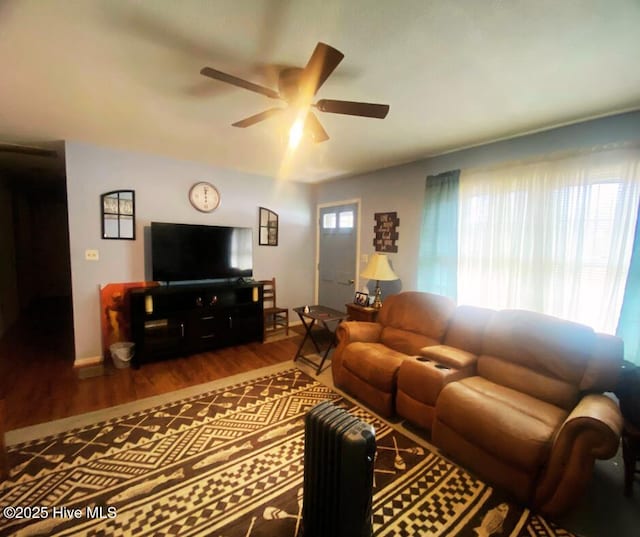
[101,190,135,240]
[259,207,278,246]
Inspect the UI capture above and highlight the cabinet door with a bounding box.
[228,305,262,344]
[141,318,187,357]
[193,312,228,350]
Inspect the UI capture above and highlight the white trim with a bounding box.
[73,355,103,368]
[315,198,361,305]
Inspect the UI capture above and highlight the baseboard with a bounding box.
[73,355,105,379]
[73,355,103,368]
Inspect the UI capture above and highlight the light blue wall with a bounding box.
[64,111,640,358]
[66,142,316,361]
[314,111,640,293]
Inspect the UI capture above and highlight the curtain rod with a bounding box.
[463,139,640,175]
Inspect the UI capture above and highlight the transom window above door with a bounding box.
[322,210,354,230]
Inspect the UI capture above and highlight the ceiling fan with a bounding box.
[200,42,389,143]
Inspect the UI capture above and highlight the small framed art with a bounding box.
[101,190,135,240]
[259,207,278,246]
[354,291,370,307]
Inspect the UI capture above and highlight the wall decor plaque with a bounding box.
[373,212,399,253]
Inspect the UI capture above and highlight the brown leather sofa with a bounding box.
[332,291,623,516]
[332,291,456,417]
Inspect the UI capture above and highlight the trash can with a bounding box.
[110,342,134,369]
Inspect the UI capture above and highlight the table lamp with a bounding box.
[360,253,399,309]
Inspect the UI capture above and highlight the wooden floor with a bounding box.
[0,298,304,431]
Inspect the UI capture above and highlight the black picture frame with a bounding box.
[101,190,135,240]
[354,291,369,307]
[259,207,278,246]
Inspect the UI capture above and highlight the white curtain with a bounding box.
[458,146,640,334]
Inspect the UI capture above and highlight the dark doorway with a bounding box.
[0,142,74,365]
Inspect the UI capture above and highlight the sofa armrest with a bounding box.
[336,321,383,345]
[534,393,622,516]
[332,322,383,389]
[419,344,478,370]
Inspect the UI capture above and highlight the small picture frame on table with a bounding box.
[354,291,369,307]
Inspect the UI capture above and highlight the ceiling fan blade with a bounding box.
[0,143,57,157]
[232,107,284,128]
[200,67,280,99]
[305,112,329,143]
[315,99,389,119]
[300,42,344,97]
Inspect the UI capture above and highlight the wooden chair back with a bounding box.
[262,277,278,308]
[258,277,289,338]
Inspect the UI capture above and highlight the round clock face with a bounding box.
[189,182,220,212]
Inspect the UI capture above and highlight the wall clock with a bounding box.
[189,182,220,212]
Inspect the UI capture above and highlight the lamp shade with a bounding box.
[360,253,398,281]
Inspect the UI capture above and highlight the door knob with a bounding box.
[348,279,355,285]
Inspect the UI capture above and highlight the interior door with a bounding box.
[318,202,358,312]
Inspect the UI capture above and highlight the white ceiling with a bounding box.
[1,0,640,183]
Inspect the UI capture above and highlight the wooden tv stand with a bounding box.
[130,281,264,367]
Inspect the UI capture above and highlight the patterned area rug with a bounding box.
[0,368,576,537]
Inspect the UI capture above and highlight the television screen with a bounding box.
[151,222,253,282]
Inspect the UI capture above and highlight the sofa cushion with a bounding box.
[342,342,407,392]
[443,305,494,355]
[377,291,455,341]
[381,327,440,356]
[478,355,580,410]
[436,377,568,472]
[482,309,595,386]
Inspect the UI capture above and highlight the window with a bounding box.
[456,148,640,334]
[338,210,354,229]
[322,212,337,229]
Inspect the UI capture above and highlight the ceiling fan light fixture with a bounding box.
[288,116,305,149]
[200,41,389,144]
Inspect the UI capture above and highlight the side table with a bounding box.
[293,306,347,374]
[345,303,379,322]
[622,419,640,496]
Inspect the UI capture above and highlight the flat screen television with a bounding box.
[151,222,253,282]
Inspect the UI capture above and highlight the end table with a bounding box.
[345,303,379,323]
[293,305,347,374]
